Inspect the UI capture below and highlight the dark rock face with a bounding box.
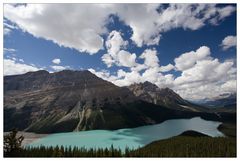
[4,70,210,133]
[4,70,138,133]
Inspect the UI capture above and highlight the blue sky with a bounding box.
[3,4,237,100]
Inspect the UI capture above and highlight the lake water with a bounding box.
[27,117,224,150]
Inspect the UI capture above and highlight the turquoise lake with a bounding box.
[27,117,224,150]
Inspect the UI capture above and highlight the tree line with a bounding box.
[4,129,236,157]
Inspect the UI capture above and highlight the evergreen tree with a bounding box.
[4,129,24,157]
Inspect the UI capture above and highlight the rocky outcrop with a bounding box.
[128,81,194,111]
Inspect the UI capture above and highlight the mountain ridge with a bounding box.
[4,70,227,133]
[127,81,208,112]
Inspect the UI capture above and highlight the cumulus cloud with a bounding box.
[116,4,235,47]
[115,4,161,47]
[208,5,236,25]
[4,4,111,54]
[101,54,115,68]
[52,58,61,64]
[140,49,159,68]
[174,59,234,85]
[4,58,41,75]
[102,30,136,67]
[4,4,236,53]
[173,46,236,100]
[93,47,175,88]
[105,30,128,56]
[174,46,211,71]
[91,45,236,100]
[117,50,137,67]
[221,35,237,50]
[159,64,175,72]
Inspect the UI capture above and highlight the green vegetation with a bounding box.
[131,136,236,157]
[218,123,236,137]
[4,129,24,157]
[4,130,236,157]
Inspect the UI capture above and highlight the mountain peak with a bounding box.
[142,81,158,88]
[127,82,189,110]
[25,70,49,76]
[53,69,93,75]
[129,81,159,93]
[4,69,206,133]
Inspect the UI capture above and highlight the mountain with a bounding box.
[4,70,221,133]
[192,93,236,113]
[4,70,136,132]
[127,81,207,112]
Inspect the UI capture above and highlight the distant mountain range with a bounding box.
[192,93,236,108]
[4,70,235,133]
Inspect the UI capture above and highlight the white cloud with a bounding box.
[19,59,24,63]
[173,46,236,100]
[174,59,234,85]
[116,4,235,47]
[221,35,236,50]
[159,64,174,72]
[174,46,211,71]
[130,64,147,72]
[3,48,16,53]
[4,58,41,75]
[115,4,161,47]
[50,65,70,71]
[140,49,159,68]
[117,50,137,67]
[91,45,236,100]
[114,70,142,87]
[4,4,235,53]
[4,4,112,54]
[141,67,160,83]
[4,28,11,35]
[208,5,236,25]
[52,58,61,64]
[91,48,175,89]
[102,30,136,67]
[105,30,128,57]
[220,80,237,94]
[174,78,236,101]
[3,20,19,35]
[101,54,115,68]
[102,30,128,67]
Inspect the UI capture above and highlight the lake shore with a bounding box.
[4,131,48,146]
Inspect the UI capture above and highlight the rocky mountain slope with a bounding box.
[128,81,207,112]
[4,70,222,133]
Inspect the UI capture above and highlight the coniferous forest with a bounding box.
[4,129,236,157]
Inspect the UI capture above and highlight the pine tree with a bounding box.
[4,129,24,157]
